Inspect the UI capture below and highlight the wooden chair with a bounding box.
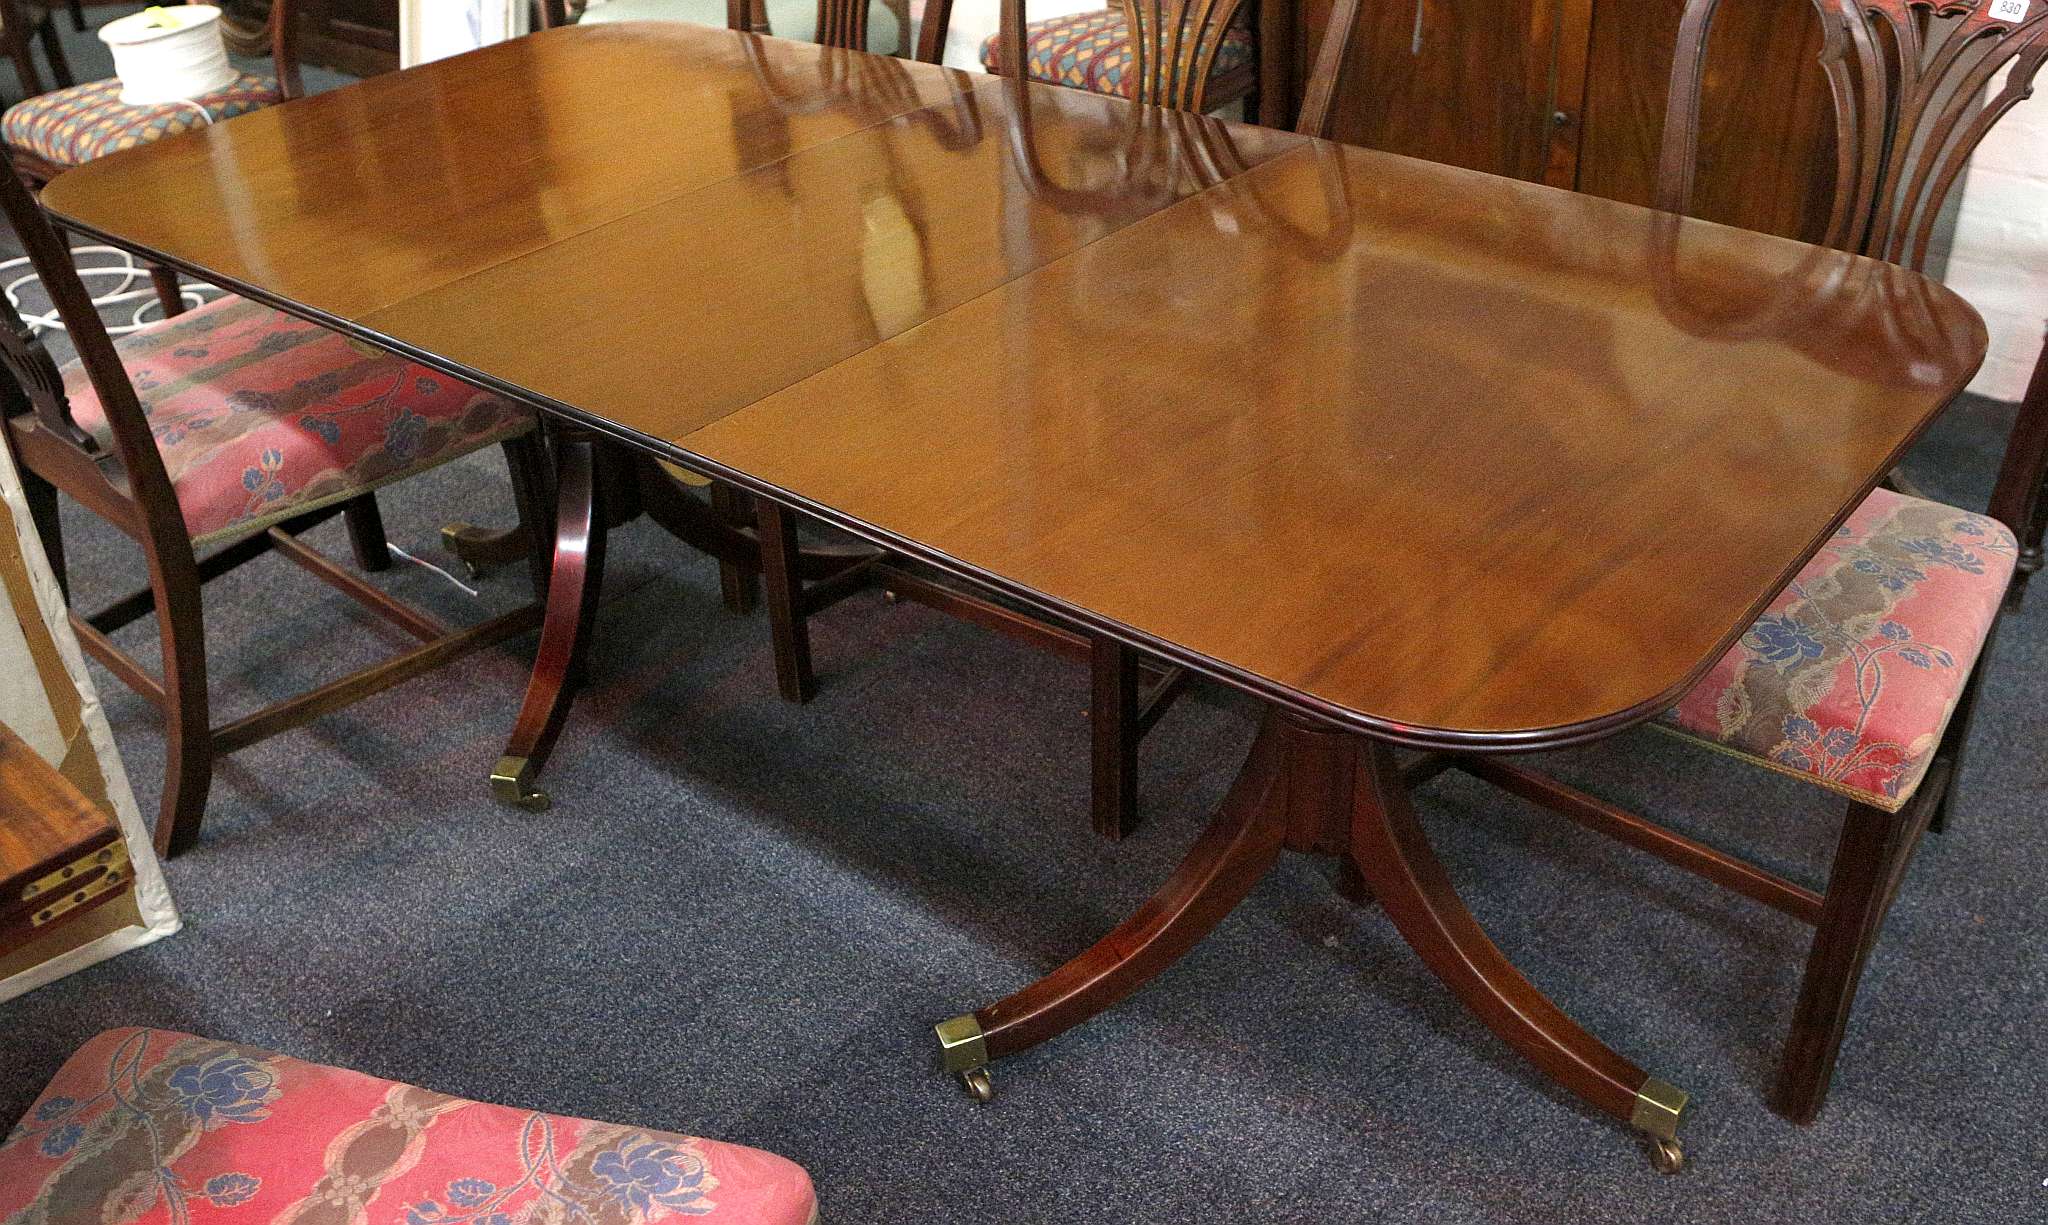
[973,0,1293,125]
[0,132,552,858]
[0,0,304,319]
[1425,0,2043,1125]
[0,0,72,102]
[542,0,921,59]
[745,0,1360,842]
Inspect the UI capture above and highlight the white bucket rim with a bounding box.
[98,5,225,48]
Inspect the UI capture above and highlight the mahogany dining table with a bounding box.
[37,21,1986,1172]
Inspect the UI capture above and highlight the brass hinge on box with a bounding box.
[24,841,129,927]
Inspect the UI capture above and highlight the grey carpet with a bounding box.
[1,12,2045,1223]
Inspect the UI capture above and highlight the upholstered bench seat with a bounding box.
[57,295,531,548]
[1,1028,819,1224]
[1659,487,2014,810]
[1,74,283,170]
[978,9,1254,100]
[583,0,902,55]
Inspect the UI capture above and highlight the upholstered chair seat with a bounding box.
[978,9,1254,100]
[1661,487,2014,809]
[58,294,532,548]
[1,74,283,169]
[0,1028,819,1224]
[584,0,901,55]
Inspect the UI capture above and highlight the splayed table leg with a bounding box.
[934,708,1689,1170]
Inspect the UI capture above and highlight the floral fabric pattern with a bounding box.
[2,75,283,169]
[1,1029,817,1225]
[979,9,1255,100]
[60,295,532,548]
[1660,488,2013,810]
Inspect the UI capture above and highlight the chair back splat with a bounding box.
[1658,0,2047,272]
[0,155,184,557]
[0,115,547,860]
[539,0,914,57]
[216,0,306,99]
[1659,1,2048,605]
[997,0,1361,133]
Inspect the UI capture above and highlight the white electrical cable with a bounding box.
[167,97,218,128]
[386,542,482,598]
[1,245,218,335]
[5,100,223,336]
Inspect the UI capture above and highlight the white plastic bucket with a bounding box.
[98,6,238,106]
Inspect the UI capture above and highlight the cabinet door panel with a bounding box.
[222,0,402,76]
[322,0,402,51]
[1575,0,1835,241]
[1297,0,1575,184]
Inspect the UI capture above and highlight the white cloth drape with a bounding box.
[399,0,530,68]
[0,429,178,1003]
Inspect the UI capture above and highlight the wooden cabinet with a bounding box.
[1292,0,1585,186]
[299,0,401,77]
[1294,0,1839,241]
[222,0,401,77]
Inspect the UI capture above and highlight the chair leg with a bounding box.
[34,12,69,88]
[18,462,66,601]
[153,571,215,858]
[756,499,817,703]
[1090,635,1140,840]
[708,481,759,614]
[1989,325,2048,610]
[1773,800,1923,1123]
[147,265,185,319]
[2015,489,2048,614]
[342,493,392,572]
[1334,856,1375,906]
[1927,639,1995,835]
[2013,490,2048,611]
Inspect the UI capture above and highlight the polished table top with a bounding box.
[42,22,1987,751]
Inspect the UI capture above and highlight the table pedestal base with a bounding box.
[933,710,1690,1171]
[490,427,872,811]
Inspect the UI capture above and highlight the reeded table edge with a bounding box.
[43,118,1989,756]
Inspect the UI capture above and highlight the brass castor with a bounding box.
[1649,1137,1684,1174]
[958,1068,993,1103]
[882,588,902,605]
[489,757,552,813]
[439,522,489,580]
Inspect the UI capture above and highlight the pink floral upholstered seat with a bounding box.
[0,1028,819,1224]
[978,9,1255,99]
[61,294,532,548]
[2,74,284,169]
[1660,487,2014,810]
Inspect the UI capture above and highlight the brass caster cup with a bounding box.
[490,757,552,813]
[934,1014,990,1102]
[1649,1137,1685,1174]
[439,522,489,580]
